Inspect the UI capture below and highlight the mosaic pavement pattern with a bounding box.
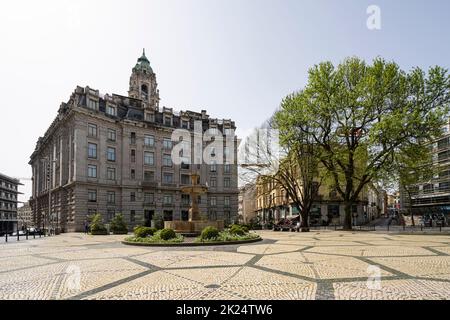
[0,231,449,300]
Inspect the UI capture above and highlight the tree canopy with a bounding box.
[275,57,450,229]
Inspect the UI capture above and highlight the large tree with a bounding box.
[276,57,449,230]
[240,120,324,232]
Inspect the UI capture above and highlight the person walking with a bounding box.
[84,221,89,234]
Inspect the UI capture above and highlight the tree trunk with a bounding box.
[409,203,415,227]
[343,201,353,230]
[300,210,310,232]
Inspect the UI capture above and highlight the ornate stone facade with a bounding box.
[29,51,239,233]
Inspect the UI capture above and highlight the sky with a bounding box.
[0,0,449,204]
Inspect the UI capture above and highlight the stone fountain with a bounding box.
[164,172,224,235]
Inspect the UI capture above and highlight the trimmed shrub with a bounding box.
[200,226,219,241]
[110,214,128,235]
[159,228,176,240]
[89,213,108,235]
[134,226,156,238]
[229,224,247,236]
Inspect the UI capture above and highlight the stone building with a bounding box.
[238,184,257,224]
[255,176,376,226]
[0,173,22,235]
[17,201,33,229]
[29,50,239,233]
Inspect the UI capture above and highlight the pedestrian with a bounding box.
[84,221,89,234]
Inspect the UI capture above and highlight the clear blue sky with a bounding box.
[0,0,449,202]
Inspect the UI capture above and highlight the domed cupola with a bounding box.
[129,49,160,109]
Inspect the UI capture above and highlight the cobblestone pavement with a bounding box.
[0,231,449,300]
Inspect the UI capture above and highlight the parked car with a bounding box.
[12,231,26,236]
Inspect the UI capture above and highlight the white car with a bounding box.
[12,231,26,236]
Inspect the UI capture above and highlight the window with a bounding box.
[210,162,217,172]
[181,120,189,129]
[88,124,97,137]
[163,173,173,184]
[224,210,231,224]
[107,147,116,162]
[163,154,172,167]
[88,143,97,159]
[181,162,190,170]
[224,196,230,207]
[107,192,115,204]
[107,129,116,142]
[144,171,154,181]
[131,169,135,180]
[130,132,136,144]
[163,210,173,221]
[87,98,98,110]
[181,194,190,206]
[144,152,154,166]
[130,210,136,223]
[131,149,136,163]
[163,139,173,149]
[210,177,217,188]
[144,135,155,147]
[224,128,233,136]
[163,194,173,205]
[164,116,172,126]
[181,174,190,185]
[88,190,97,202]
[224,178,231,188]
[224,164,231,174]
[107,167,116,180]
[88,165,97,178]
[130,192,136,202]
[210,127,219,135]
[107,209,115,221]
[210,197,217,206]
[106,105,116,116]
[145,112,154,122]
[144,193,154,204]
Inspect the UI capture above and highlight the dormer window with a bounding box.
[164,116,172,126]
[106,105,116,116]
[181,120,189,129]
[87,98,98,110]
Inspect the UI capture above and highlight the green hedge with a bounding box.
[159,228,176,240]
[200,226,219,240]
[134,226,157,238]
[110,214,128,234]
[229,224,247,236]
[89,213,107,235]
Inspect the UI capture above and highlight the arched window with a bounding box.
[141,84,149,100]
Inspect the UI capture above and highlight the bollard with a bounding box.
[33,232,35,239]
[26,230,29,240]
[5,232,7,243]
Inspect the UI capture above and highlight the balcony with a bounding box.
[141,181,158,188]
